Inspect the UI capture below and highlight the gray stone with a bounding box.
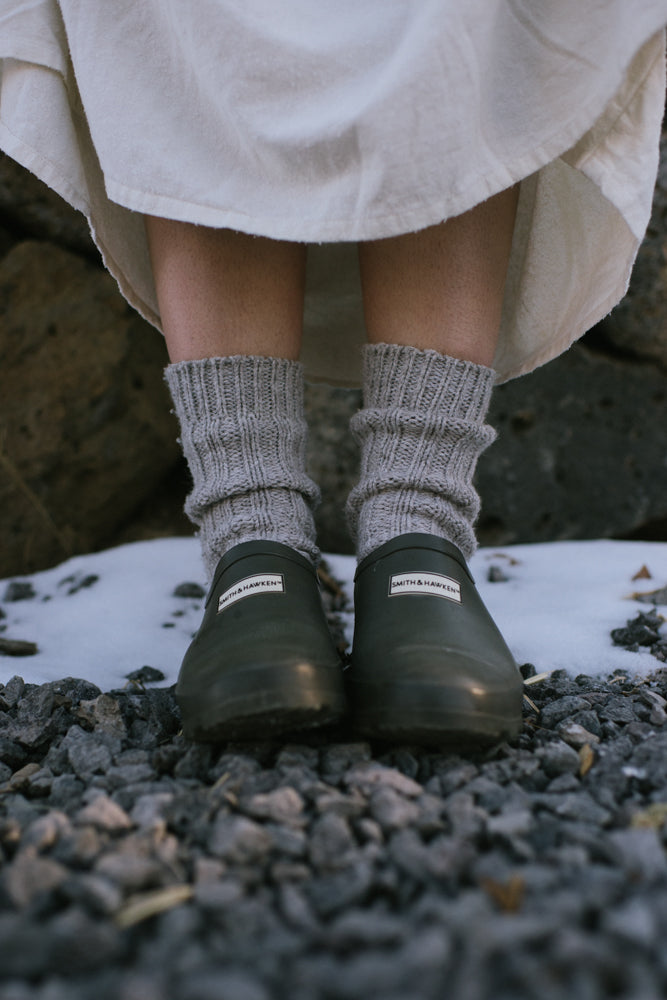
[476,345,667,547]
[327,908,406,951]
[76,694,127,737]
[442,791,487,840]
[537,740,582,778]
[3,851,69,908]
[176,970,269,1000]
[607,828,667,881]
[63,872,123,917]
[67,739,113,779]
[0,914,51,979]
[207,814,273,865]
[76,794,133,832]
[242,787,306,827]
[105,763,157,789]
[130,793,175,830]
[94,851,164,893]
[45,906,122,976]
[277,883,319,932]
[308,813,357,870]
[594,124,667,371]
[265,823,307,859]
[539,696,592,729]
[602,897,659,948]
[557,721,601,749]
[318,743,373,782]
[0,240,179,577]
[0,152,95,258]
[541,791,613,827]
[20,810,71,852]
[344,763,423,798]
[194,878,245,913]
[0,675,25,707]
[307,859,374,918]
[486,808,534,840]
[369,787,421,832]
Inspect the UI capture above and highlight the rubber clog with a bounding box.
[176,541,346,741]
[349,533,523,745]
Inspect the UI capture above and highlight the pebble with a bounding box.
[75,795,133,832]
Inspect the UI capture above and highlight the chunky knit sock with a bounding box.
[346,343,497,562]
[165,356,320,579]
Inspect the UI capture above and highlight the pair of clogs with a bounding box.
[176,533,523,746]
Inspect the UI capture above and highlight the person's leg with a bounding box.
[347,188,524,744]
[145,217,305,362]
[145,218,320,577]
[145,218,345,740]
[348,186,519,560]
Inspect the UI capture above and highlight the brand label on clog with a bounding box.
[218,573,285,613]
[389,571,462,603]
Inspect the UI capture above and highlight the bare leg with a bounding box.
[357,186,519,365]
[144,217,307,361]
[348,185,520,560]
[146,217,319,574]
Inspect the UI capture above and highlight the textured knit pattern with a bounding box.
[165,356,320,579]
[346,344,497,562]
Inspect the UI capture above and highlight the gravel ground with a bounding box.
[1,594,667,999]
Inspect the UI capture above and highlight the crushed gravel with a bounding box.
[0,659,666,1000]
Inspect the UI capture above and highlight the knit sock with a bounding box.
[165,356,320,579]
[346,343,497,562]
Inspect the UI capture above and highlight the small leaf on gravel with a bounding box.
[578,743,595,777]
[481,874,525,913]
[631,584,667,606]
[114,884,194,929]
[630,803,667,831]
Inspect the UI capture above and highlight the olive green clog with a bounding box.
[349,533,523,746]
[176,541,346,741]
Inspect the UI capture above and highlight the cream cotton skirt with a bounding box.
[0,1,666,384]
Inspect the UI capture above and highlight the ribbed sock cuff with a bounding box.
[347,344,497,562]
[165,356,320,578]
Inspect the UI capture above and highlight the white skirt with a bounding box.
[0,1,665,384]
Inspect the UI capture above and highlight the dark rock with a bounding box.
[0,637,38,657]
[125,666,166,685]
[539,696,592,729]
[477,345,667,546]
[612,610,664,650]
[537,740,582,778]
[308,813,356,870]
[0,151,95,258]
[0,240,180,577]
[369,787,421,832]
[59,573,99,595]
[207,815,273,865]
[592,124,667,372]
[2,582,35,602]
[173,583,206,599]
[46,907,123,976]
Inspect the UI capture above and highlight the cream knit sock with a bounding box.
[346,343,497,562]
[165,356,320,579]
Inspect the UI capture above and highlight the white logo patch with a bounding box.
[218,573,285,613]
[389,571,462,604]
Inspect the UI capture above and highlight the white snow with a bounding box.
[1,538,665,691]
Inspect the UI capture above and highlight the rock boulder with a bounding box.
[0,240,180,577]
